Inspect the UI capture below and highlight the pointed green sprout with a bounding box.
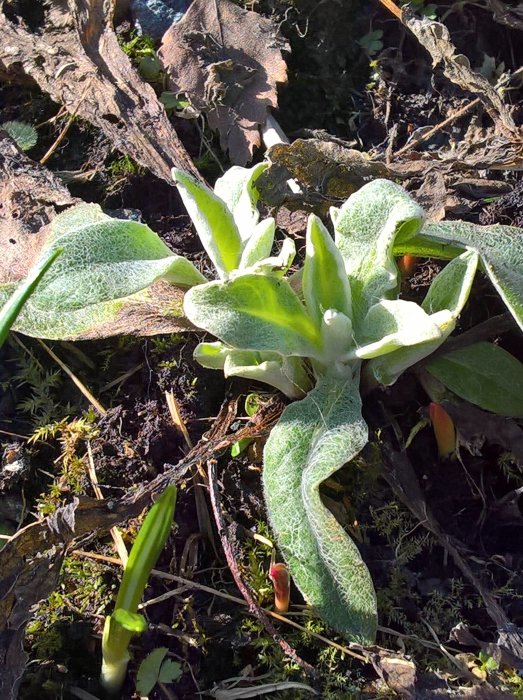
[0,247,62,348]
[101,484,177,694]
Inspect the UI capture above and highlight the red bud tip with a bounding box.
[269,562,290,613]
[429,402,456,459]
[398,254,419,277]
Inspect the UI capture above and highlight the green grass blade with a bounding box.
[0,247,62,348]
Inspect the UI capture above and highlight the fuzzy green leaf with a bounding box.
[367,251,478,385]
[194,342,310,398]
[193,341,230,370]
[412,221,523,331]
[263,372,377,644]
[425,342,523,418]
[223,350,311,398]
[238,218,276,270]
[2,120,37,151]
[331,179,424,325]
[355,300,451,359]
[172,168,242,278]
[421,250,478,315]
[0,205,204,340]
[184,274,322,358]
[213,163,268,242]
[303,214,352,325]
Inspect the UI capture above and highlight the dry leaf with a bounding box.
[257,139,391,214]
[402,7,517,137]
[0,0,199,182]
[159,0,288,165]
[487,0,523,32]
[0,130,78,281]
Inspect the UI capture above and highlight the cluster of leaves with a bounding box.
[3,163,523,649]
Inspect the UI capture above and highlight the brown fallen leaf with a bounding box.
[487,0,523,32]
[159,0,288,166]
[0,130,78,280]
[0,132,192,340]
[257,138,392,214]
[401,7,518,138]
[0,0,199,182]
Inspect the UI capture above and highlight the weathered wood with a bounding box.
[0,0,200,183]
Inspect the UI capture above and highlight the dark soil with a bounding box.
[2,1,523,699]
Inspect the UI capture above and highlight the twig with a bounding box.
[100,363,144,393]
[72,548,368,663]
[0,429,30,439]
[86,441,128,565]
[166,390,218,555]
[206,458,316,677]
[37,340,107,415]
[166,390,193,449]
[377,0,402,19]
[39,79,93,166]
[39,111,77,166]
[393,99,481,157]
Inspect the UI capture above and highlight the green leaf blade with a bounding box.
[238,218,276,270]
[367,251,478,385]
[213,162,267,242]
[303,214,352,324]
[421,221,523,331]
[331,179,424,326]
[356,300,450,359]
[426,342,523,418]
[1,205,202,339]
[263,373,377,644]
[172,168,242,277]
[0,247,62,348]
[184,275,323,358]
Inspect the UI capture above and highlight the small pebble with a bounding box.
[130,0,192,40]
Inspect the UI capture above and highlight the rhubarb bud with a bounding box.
[268,562,290,613]
[429,402,456,458]
[398,254,418,277]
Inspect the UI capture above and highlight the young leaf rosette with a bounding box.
[7,159,523,648]
[178,174,487,645]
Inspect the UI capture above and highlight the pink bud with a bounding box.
[429,402,456,459]
[269,562,290,613]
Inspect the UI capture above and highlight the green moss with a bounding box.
[31,415,99,515]
[107,154,143,179]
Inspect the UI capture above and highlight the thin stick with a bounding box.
[39,81,91,166]
[86,441,128,565]
[40,112,77,166]
[207,458,316,677]
[100,363,144,393]
[0,429,30,439]
[37,340,107,415]
[165,390,193,449]
[377,0,402,19]
[72,548,368,662]
[394,98,481,157]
